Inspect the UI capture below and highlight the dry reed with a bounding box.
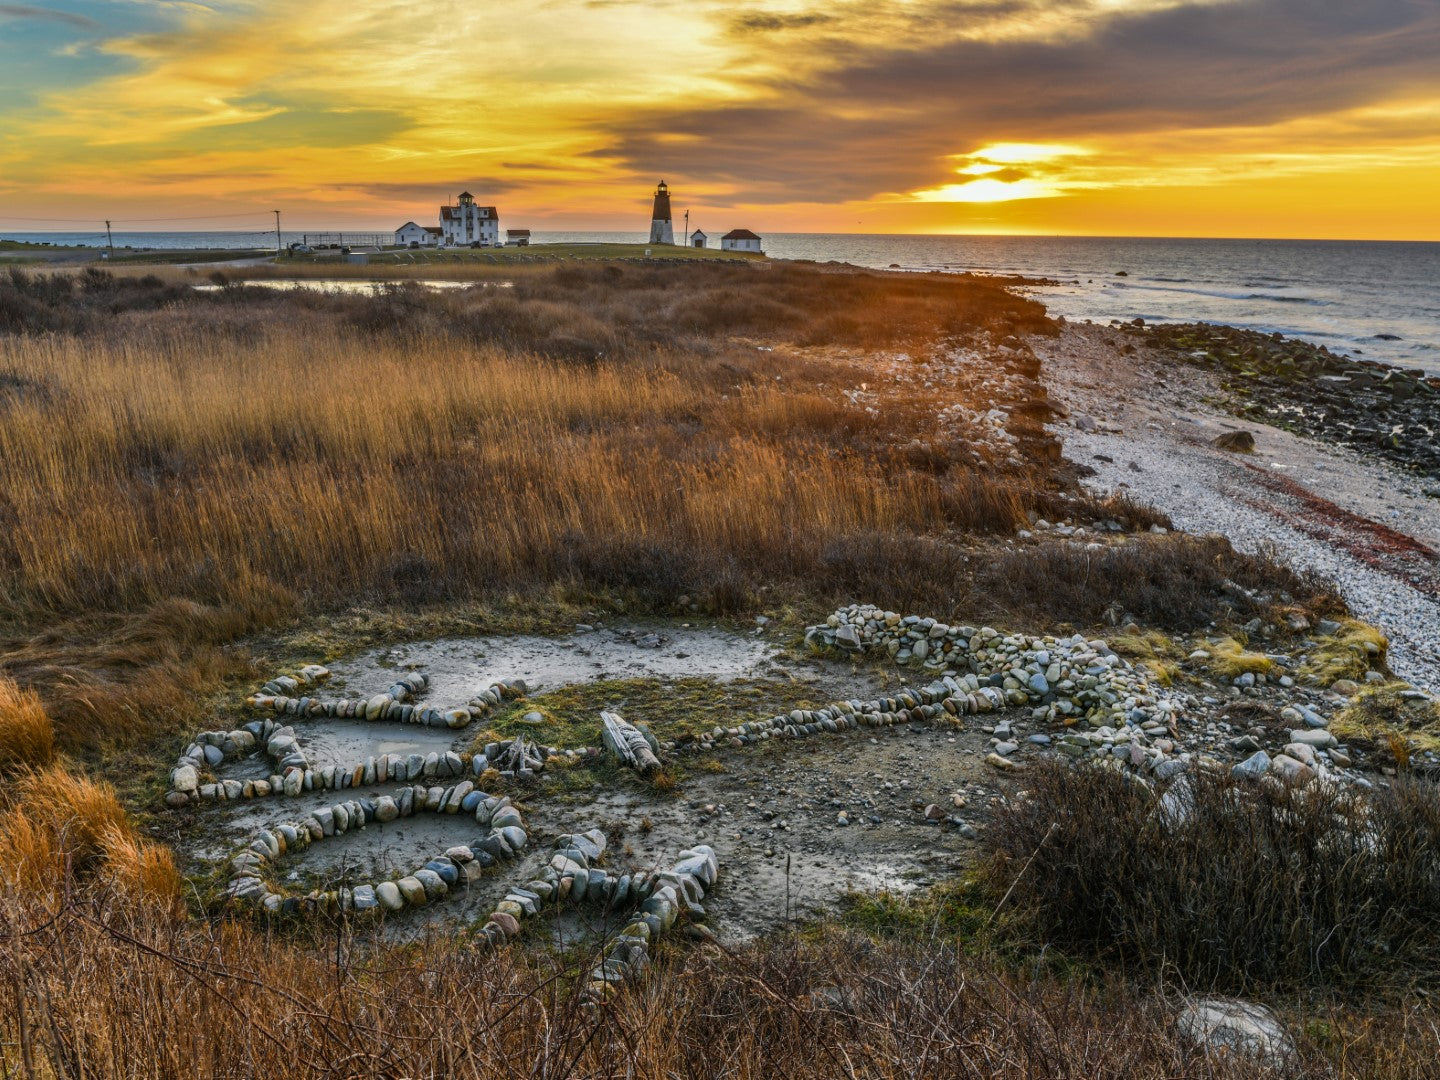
[0,676,53,772]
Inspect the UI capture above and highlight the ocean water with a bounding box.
[7,229,1438,373]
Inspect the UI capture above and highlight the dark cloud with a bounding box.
[964,166,1030,183]
[601,0,1440,203]
[327,179,529,200]
[729,11,838,34]
[0,4,99,29]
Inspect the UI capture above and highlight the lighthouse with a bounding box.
[648,180,674,245]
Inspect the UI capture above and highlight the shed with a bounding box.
[720,229,762,253]
[394,221,439,248]
[690,229,707,248]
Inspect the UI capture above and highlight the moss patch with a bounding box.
[839,879,993,941]
[473,674,833,749]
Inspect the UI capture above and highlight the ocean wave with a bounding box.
[1110,281,1322,305]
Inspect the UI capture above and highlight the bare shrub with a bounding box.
[988,762,1440,993]
[978,534,1340,629]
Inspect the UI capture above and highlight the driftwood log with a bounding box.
[600,711,663,774]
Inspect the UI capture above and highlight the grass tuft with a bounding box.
[1205,636,1276,680]
[1332,686,1440,755]
[1302,618,1388,683]
[0,675,54,772]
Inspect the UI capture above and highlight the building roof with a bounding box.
[396,221,422,230]
[507,228,531,236]
[458,191,474,199]
[691,229,707,237]
[440,205,498,220]
[424,227,442,235]
[722,228,761,241]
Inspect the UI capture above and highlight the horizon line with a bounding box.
[5,228,1439,245]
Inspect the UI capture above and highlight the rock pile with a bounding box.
[477,734,549,777]
[225,790,530,916]
[474,830,720,998]
[166,668,615,805]
[806,605,1173,731]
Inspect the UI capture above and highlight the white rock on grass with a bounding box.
[1176,997,1295,1068]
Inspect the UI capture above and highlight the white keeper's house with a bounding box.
[394,222,441,247]
[720,228,763,253]
[440,191,500,245]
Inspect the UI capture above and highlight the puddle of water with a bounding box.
[191,279,511,294]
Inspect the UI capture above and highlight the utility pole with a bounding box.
[684,209,689,246]
[273,210,282,256]
[104,220,113,252]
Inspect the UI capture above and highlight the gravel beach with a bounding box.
[1039,322,1440,693]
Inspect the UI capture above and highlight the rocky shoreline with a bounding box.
[1040,319,1440,694]
[1141,321,1440,480]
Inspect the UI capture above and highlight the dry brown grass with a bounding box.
[1,892,1426,1079]
[0,294,1035,618]
[0,765,180,909]
[0,675,53,772]
[11,765,128,869]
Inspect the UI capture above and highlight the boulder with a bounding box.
[1176,997,1294,1068]
[1212,430,1255,452]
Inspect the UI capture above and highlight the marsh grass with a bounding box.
[1301,618,1389,684]
[1333,686,1440,756]
[0,283,1039,618]
[1206,635,1279,679]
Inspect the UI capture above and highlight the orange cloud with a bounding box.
[0,0,1436,238]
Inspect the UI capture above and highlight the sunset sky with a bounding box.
[1,0,1437,239]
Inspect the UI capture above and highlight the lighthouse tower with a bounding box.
[648,180,674,245]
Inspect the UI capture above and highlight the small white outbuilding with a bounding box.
[394,222,440,247]
[720,228,762,253]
